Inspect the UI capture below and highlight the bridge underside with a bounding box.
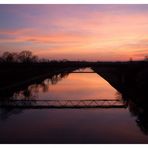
[0,99,127,109]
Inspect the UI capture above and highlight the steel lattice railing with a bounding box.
[0,99,127,109]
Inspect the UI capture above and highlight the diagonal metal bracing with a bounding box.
[0,99,127,109]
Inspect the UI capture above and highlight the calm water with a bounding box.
[30,68,117,100]
[0,68,148,143]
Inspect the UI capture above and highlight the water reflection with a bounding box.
[0,68,76,120]
[12,72,69,100]
[0,68,72,100]
[0,68,118,118]
[0,67,148,143]
[93,66,148,136]
[122,95,148,135]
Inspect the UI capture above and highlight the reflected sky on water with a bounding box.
[0,68,148,143]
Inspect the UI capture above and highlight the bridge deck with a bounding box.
[71,72,95,73]
[0,99,127,109]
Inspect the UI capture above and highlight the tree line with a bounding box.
[0,51,93,67]
[0,50,38,63]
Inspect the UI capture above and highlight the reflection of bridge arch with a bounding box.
[0,99,127,109]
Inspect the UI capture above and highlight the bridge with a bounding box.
[92,62,148,101]
[71,72,95,73]
[0,99,127,109]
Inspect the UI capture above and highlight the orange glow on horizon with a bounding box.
[0,5,148,61]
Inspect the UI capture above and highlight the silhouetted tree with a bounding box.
[2,52,14,63]
[129,57,133,62]
[0,51,39,63]
[11,52,19,62]
[144,55,148,61]
[17,50,38,63]
[18,51,32,63]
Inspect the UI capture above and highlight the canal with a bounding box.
[0,68,148,143]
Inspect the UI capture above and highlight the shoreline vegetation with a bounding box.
[0,50,148,100]
[0,51,148,133]
[0,50,148,64]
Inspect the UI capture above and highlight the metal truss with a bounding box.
[0,99,127,109]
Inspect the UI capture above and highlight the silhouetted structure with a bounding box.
[1,50,148,135]
[92,61,148,135]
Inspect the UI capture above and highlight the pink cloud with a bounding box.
[1,5,148,61]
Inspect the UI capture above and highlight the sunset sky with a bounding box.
[0,4,148,61]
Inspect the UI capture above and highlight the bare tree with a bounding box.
[18,50,38,63]
[0,50,38,63]
[2,52,14,62]
[144,55,148,61]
